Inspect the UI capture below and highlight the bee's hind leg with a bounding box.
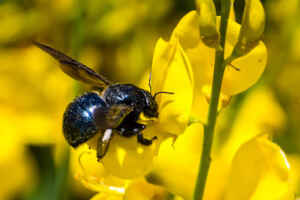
[97,129,113,161]
[137,132,157,146]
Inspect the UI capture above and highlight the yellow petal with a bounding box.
[82,127,158,180]
[151,38,176,94]
[170,11,267,97]
[222,18,268,96]
[90,193,123,200]
[224,136,291,200]
[202,156,231,200]
[71,144,127,194]
[151,38,194,135]
[241,0,265,43]
[223,41,268,96]
[204,87,287,199]
[219,86,286,161]
[231,0,266,57]
[171,11,201,50]
[196,0,219,47]
[229,0,235,20]
[146,123,203,199]
[171,11,214,90]
[124,179,167,200]
[223,18,267,96]
[286,155,300,198]
[101,134,158,179]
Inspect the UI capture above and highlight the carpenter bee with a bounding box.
[34,42,172,160]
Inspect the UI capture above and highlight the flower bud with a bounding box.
[196,0,220,48]
[233,0,265,57]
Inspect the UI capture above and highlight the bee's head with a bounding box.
[142,90,159,118]
[142,90,174,118]
[143,72,174,118]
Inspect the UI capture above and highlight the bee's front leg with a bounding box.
[137,132,157,146]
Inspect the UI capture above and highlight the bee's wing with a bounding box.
[34,41,112,89]
[94,104,133,129]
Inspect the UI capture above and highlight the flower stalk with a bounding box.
[193,0,231,200]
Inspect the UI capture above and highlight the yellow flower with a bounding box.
[71,144,128,195]
[146,86,292,200]
[195,0,219,47]
[75,36,194,186]
[217,87,286,159]
[149,38,194,135]
[147,129,291,200]
[0,125,35,199]
[224,136,290,200]
[0,45,76,198]
[232,0,265,57]
[145,124,203,199]
[170,10,267,122]
[74,8,270,199]
[72,144,184,200]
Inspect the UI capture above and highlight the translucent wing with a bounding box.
[34,41,112,89]
[94,104,133,129]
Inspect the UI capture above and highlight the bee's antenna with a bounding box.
[148,71,152,95]
[153,91,174,99]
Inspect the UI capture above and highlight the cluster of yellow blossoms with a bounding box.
[71,1,294,199]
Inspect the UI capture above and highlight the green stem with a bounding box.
[193,1,231,200]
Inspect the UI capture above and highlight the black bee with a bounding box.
[34,42,172,160]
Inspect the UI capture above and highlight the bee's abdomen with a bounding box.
[63,92,106,147]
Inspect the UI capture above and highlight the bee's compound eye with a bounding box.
[141,90,159,118]
[63,92,106,147]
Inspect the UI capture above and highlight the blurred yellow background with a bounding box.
[0,0,300,199]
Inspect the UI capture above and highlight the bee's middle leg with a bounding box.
[118,122,145,137]
[137,132,157,146]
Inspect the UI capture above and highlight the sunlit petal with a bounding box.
[124,179,167,200]
[152,39,194,135]
[146,124,203,199]
[170,11,267,97]
[224,136,291,200]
